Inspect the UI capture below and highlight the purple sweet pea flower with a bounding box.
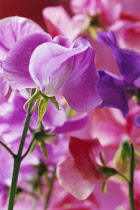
[3,32,102,112]
[97,70,130,117]
[96,31,140,116]
[98,31,140,85]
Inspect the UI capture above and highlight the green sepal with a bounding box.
[40,141,48,159]
[37,97,49,123]
[23,88,41,110]
[99,167,118,194]
[49,96,60,110]
[99,166,118,179]
[30,135,48,159]
[30,140,39,154]
[101,179,108,194]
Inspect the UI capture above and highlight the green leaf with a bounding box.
[37,97,49,123]
[49,96,60,110]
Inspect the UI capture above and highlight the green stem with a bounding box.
[44,168,56,210]
[8,89,35,210]
[128,143,136,210]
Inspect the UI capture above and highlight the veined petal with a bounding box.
[62,48,102,111]
[28,37,89,89]
[2,32,52,90]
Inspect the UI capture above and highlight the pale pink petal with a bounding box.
[57,157,94,200]
[42,6,84,41]
[100,0,122,26]
[117,23,140,53]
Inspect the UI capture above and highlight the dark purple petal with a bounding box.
[98,31,140,85]
[134,114,140,128]
[53,113,88,134]
[97,70,129,117]
[2,33,52,90]
[0,16,44,60]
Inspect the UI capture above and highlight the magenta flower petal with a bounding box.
[57,157,95,200]
[0,16,44,60]
[3,33,52,89]
[69,137,105,183]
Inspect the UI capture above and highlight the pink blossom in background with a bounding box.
[57,137,105,199]
[117,23,140,53]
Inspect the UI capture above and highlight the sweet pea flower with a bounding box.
[117,23,140,53]
[70,0,122,27]
[96,31,140,116]
[57,137,105,200]
[42,0,123,42]
[2,31,102,112]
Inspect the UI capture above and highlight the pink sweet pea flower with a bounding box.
[70,0,122,27]
[117,23,140,53]
[42,0,122,41]
[57,137,105,199]
[42,6,85,41]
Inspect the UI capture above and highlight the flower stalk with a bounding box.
[8,89,35,210]
[128,143,136,210]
